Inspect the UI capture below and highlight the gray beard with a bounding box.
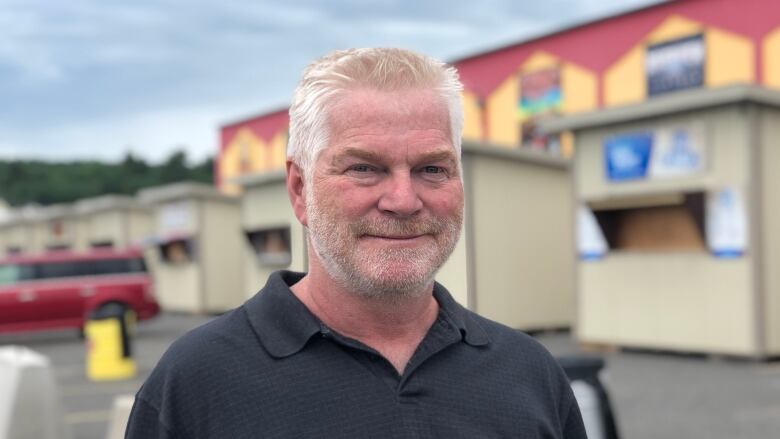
[306,198,461,302]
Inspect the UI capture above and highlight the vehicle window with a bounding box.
[91,258,147,275]
[0,265,20,285]
[92,259,129,275]
[128,258,147,273]
[36,261,90,279]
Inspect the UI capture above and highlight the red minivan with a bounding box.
[0,249,159,334]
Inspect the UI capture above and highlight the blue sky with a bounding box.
[0,0,657,164]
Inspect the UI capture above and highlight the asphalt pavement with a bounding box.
[1,313,779,438]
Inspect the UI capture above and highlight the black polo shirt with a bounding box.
[126,271,586,438]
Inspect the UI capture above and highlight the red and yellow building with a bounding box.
[217,0,780,193]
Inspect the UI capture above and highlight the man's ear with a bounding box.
[286,160,308,227]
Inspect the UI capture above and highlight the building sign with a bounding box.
[604,132,653,181]
[706,187,747,258]
[159,202,193,234]
[649,125,706,177]
[519,68,562,116]
[646,34,705,96]
[518,68,562,152]
[577,205,608,260]
[604,125,706,182]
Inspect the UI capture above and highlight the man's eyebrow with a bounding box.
[331,147,384,164]
[332,147,458,165]
[417,150,458,165]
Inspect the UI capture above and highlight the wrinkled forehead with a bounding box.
[322,87,456,151]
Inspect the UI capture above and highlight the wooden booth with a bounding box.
[0,210,40,256]
[73,195,153,250]
[138,183,244,314]
[237,171,307,298]
[31,204,81,253]
[461,142,574,330]
[544,85,780,357]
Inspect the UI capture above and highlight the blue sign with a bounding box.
[660,130,700,169]
[604,133,653,182]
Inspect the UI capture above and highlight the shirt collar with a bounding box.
[432,282,490,347]
[243,271,322,358]
[244,271,490,359]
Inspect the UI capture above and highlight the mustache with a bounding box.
[350,217,450,236]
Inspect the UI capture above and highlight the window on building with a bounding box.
[592,192,706,252]
[159,239,195,265]
[246,227,291,266]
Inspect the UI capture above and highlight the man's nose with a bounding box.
[378,173,423,217]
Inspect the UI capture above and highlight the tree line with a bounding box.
[0,150,213,207]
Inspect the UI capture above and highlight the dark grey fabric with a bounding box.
[125,271,586,438]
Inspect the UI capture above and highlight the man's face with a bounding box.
[305,87,464,299]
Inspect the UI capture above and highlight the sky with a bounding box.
[0,0,659,165]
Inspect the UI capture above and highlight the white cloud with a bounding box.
[0,0,661,164]
[0,103,248,164]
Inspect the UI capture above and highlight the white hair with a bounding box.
[287,48,464,180]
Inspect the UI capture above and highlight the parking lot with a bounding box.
[2,313,780,439]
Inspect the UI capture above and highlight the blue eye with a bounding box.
[349,164,374,173]
[423,166,443,174]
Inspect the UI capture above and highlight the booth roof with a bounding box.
[541,84,780,134]
[73,194,148,215]
[137,181,239,205]
[461,142,570,169]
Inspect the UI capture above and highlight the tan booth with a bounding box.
[236,145,573,331]
[73,195,153,250]
[0,214,38,256]
[461,143,574,330]
[30,204,82,253]
[237,171,307,298]
[544,85,780,357]
[138,183,244,314]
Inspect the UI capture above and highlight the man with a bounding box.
[125,48,586,438]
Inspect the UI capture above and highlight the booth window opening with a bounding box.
[246,227,291,267]
[592,192,706,252]
[160,239,195,264]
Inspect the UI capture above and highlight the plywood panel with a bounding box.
[469,154,573,329]
[201,201,244,312]
[760,108,780,354]
[579,253,755,355]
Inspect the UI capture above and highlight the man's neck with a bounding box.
[290,266,439,374]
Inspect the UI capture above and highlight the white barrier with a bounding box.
[571,380,607,439]
[104,395,135,439]
[0,346,70,439]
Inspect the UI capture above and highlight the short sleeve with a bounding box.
[562,390,588,439]
[124,395,175,439]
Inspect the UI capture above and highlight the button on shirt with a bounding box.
[125,271,586,438]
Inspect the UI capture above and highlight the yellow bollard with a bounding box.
[85,304,136,381]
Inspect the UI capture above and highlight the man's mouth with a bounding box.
[363,234,426,240]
